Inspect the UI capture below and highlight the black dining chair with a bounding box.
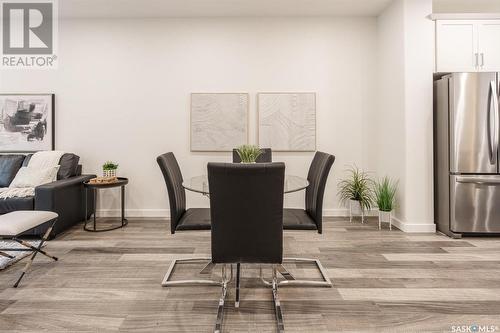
[283,151,335,234]
[274,151,335,288]
[157,152,218,287]
[208,162,286,332]
[232,148,272,163]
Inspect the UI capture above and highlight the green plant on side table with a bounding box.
[236,145,262,163]
[103,161,119,178]
[338,165,374,223]
[374,176,398,230]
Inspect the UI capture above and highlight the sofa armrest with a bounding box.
[34,174,96,237]
[36,174,94,192]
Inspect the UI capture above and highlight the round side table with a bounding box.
[83,177,129,232]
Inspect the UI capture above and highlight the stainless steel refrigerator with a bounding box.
[434,72,500,237]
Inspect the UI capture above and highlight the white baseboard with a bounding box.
[322,208,378,217]
[96,208,436,233]
[391,216,436,233]
[96,209,169,219]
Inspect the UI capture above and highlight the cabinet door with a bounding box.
[436,20,477,72]
[478,21,500,72]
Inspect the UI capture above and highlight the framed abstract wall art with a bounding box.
[0,94,55,152]
[258,92,316,151]
[191,93,249,151]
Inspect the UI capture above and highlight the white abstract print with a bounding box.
[191,93,248,151]
[258,93,316,151]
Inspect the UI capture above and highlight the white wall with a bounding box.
[433,0,500,13]
[374,0,435,232]
[0,17,377,217]
[373,0,407,219]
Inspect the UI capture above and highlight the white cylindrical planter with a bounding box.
[378,210,392,230]
[103,169,117,178]
[349,199,364,223]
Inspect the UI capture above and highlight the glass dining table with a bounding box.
[183,174,309,195]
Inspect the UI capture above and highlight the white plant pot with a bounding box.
[378,210,393,230]
[350,199,362,215]
[103,169,117,178]
[379,210,392,223]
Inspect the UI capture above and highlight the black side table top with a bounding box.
[84,177,129,189]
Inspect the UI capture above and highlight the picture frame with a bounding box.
[0,93,55,152]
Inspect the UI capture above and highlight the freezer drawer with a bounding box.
[450,175,500,233]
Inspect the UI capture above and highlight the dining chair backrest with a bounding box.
[208,162,285,264]
[305,151,335,234]
[232,148,272,163]
[157,152,186,234]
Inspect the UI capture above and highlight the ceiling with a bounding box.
[58,0,394,18]
[433,0,500,13]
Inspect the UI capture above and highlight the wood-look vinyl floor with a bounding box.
[1,217,500,332]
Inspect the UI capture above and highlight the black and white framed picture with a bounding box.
[0,94,55,152]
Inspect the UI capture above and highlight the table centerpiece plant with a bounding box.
[236,145,262,163]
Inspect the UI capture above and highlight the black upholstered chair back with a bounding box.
[232,148,272,163]
[157,153,186,234]
[305,152,335,233]
[208,163,285,264]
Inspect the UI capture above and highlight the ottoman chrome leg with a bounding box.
[0,251,14,259]
[13,220,58,288]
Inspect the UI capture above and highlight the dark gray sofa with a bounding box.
[0,153,96,237]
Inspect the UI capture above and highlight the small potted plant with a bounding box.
[102,161,119,178]
[338,166,374,223]
[374,176,398,230]
[236,145,262,163]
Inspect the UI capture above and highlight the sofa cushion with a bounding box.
[22,153,80,180]
[0,155,25,187]
[57,153,80,180]
[0,196,34,214]
[22,154,33,166]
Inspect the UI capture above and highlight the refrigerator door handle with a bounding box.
[456,176,500,185]
[492,81,500,165]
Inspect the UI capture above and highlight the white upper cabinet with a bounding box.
[436,19,500,72]
[477,21,500,72]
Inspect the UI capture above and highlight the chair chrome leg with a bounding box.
[214,265,230,333]
[162,257,221,287]
[260,258,332,288]
[277,264,295,280]
[235,263,241,308]
[272,266,285,333]
[200,261,216,275]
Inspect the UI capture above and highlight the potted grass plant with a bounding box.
[338,166,374,223]
[236,145,262,163]
[103,161,119,178]
[374,176,398,230]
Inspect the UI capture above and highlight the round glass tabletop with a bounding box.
[183,175,309,195]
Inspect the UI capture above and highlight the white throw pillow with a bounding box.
[9,166,60,188]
